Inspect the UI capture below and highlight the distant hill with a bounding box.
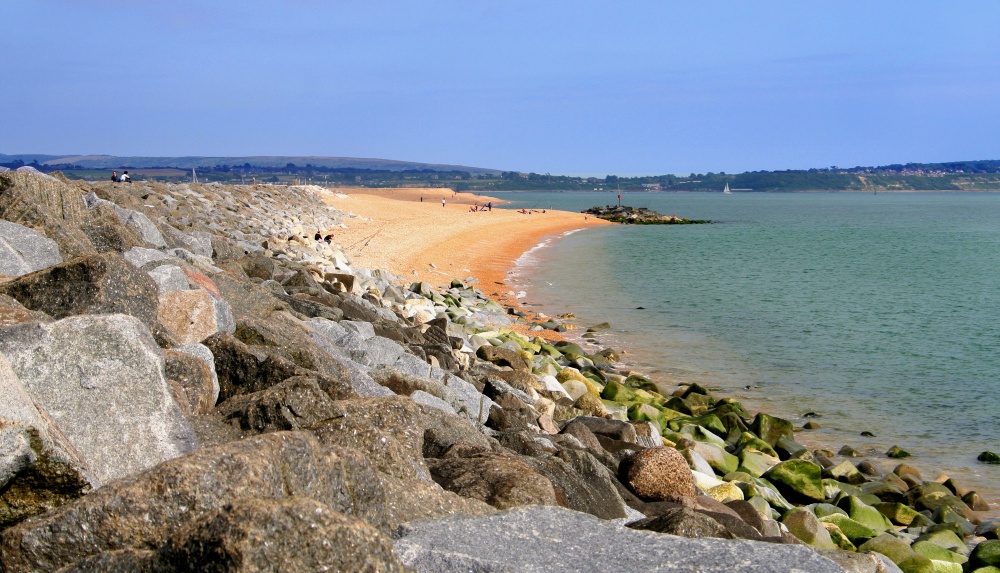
[0,154,498,174]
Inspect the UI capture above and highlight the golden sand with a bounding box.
[320,187,610,309]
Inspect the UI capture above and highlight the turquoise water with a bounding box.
[497,191,1000,506]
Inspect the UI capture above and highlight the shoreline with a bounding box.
[321,186,611,316]
[502,215,1000,517]
[329,186,998,518]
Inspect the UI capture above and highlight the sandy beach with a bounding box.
[321,187,610,306]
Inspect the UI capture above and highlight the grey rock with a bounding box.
[411,390,457,415]
[123,246,172,269]
[0,432,385,572]
[342,319,377,340]
[393,505,849,573]
[163,349,218,415]
[356,335,406,367]
[0,354,97,528]
[628,506,734,539]
[372,367,495,425]
[0,314,197,483]
[155,497,408,573]
[174,342,220,406]
[212,292,236,334]
[0,220,62,277]
[394,350,433,378]
[313,331,395,397]
[427,452,558,509]
[147,264,190,293]
[84,194,166,248]
[815,549,905,573]
[419,405,497,459]
[530,448,630,519]
[0,252,160,329]
[309,396,430,481]
[162,225,213,258]
[218,376,339,434]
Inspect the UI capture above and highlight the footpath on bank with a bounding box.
[0,167,997,573]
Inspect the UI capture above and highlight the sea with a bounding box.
[495,191,1000,509]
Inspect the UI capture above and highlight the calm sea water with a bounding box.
[496,191,1000,507]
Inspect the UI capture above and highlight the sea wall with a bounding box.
[0,170,996,572]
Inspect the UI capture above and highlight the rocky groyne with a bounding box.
[583,204,710,224]
[0,168,997,572]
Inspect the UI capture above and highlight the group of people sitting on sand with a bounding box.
[468,201,493,213]
[111,170,131,184]
[314,231,334,244]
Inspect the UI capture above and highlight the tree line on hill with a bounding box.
[4,157,1000,192]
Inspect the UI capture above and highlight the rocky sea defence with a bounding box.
[0,168,996,572]
[583,204,710,224]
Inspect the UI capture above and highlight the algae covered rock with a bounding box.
[970,540,1000,570]
[762,459,825,503]
[749,413,794,447]
[978,451,1000,464]
[782,508,837,549]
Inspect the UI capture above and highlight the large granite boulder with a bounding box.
[526,448,630,520]
[218,376,339,434]
[155,497,407,573]
[0,314,197,483]
[0,220,62,277]
[0,252,159,329]
[392,505,850,573]
[83,192,167,248]
[0,294,52,328]
[0,432,384,572]
[308,396,429,481]
[157,288,224,344]
[163,348,218,415]
[0,354,97,528]
[371,366,495,425]
[427,452,558,510]
[203,331,355,403]
[0,171,94,258]
[233,313,352,381]
[628,506,734,539]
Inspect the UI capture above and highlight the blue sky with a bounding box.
[4,1,999,175]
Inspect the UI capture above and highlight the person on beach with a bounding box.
[487,201,492,211]
[324,234,333,243]
[442,198,446,207]
[121,171,131,184]
[314,231,322,241]
[111,171,118,183]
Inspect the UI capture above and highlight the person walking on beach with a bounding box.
[442,198,446,207]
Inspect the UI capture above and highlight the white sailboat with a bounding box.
[723,182,732,194]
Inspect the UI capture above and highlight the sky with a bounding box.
[3,1,1000,175]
